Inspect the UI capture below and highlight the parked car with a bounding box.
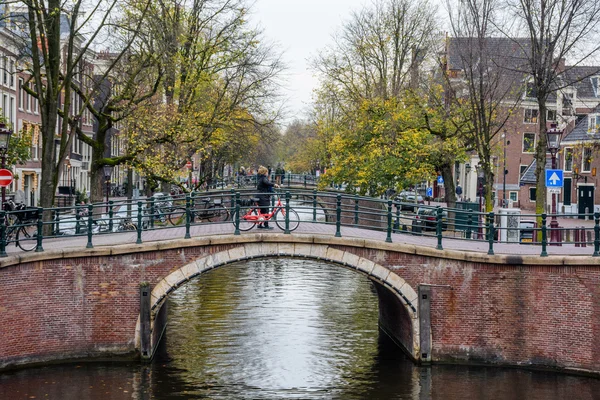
[411,207,448,232]
[396,191,425,211]
[519,220,536,243]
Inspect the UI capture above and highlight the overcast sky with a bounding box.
[251,0,369,124]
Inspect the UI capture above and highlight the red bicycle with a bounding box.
[233,195,300,231]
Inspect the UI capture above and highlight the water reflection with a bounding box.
[1,258,599,399]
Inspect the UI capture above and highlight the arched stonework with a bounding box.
[139,242,420,359]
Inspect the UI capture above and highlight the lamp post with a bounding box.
[103,165,113,213]
[0,123,13,210]
[546,123,563,244]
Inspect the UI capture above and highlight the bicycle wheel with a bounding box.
[16,223,38,251]
[207,205,229,223]
[274,208,300,232]
[232,207,257,231]
[168,207,187,226]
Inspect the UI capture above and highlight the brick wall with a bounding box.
[343,246,600,373]
[1,241,599,375]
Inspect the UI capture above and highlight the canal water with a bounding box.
[1,258,599,399]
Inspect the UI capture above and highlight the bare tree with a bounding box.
[445,0,526,211]
[504,0,600,215]
[7,0,153,208]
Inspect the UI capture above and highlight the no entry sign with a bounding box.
[0,169,14,188]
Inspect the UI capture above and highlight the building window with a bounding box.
[529,187,537,201]
[523,132,535,153]
[547,109,556,122]
[9,59,14,88]
[592,76,599,97]
[520,165,528,177]
[18,78,24,109]
[525,82,537,99]
[509,192,518,202]
[564,147,573,172]
[583,147,592,172]
[2,56,7,86]
[524,109,539,124]
[588,114,600,134]
[26,83,31,111]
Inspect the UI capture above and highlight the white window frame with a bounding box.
[18,78,24,110]
[509,191,518,202]
[522,132,536,153]
[583,147,592,173]
[588,114,600,134]
[564,147,573,172]
[591,76,599,97]
[524,108,539,124]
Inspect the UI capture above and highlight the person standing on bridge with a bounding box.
[257,165,279,229]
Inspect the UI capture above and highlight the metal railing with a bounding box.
[1,188,599,258]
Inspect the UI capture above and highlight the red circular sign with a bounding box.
[0,169,13,187]
[186,161,192,169]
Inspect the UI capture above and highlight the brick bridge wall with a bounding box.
[0,234,599,375]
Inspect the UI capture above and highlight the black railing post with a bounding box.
[541,213,548,257]
[594,212,600,257]
[335,194,342,237]
[304,174,307,188]
[436,207,443,250]
[0,211,7,257]
[190,191,196,223]
[185,194,191,239]
[285,191,291,234]
[487,212,494,255]
[386,200,393,243]
[108,201,114,232]
[149,196,155,229]
[86,204,93,248]
[354,196,360,227]
[466,210,472,239]
[234,192,241,235]
[312,189,317,222]
[287,173,291,188]
[394,202,400,233]
[136,201,143,244]
[35,207,44,252]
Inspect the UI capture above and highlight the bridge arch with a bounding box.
[139,242,420,360]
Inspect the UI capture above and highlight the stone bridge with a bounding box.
[1,233,599,376]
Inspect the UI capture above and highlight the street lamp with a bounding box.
[0,123,13,210]
[546,123,564,244]
[103,165,113,213]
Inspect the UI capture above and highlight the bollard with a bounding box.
[594,212,600,256]
[136,201,143,244]
[540,214,548,257]
[335,194,342,237]
[581,227,587,247]
[86,203,94,248]
[35,208,44,252]
[575,227,580,247]
[0,211,7,257]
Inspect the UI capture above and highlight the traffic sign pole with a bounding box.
[0,169,14,211]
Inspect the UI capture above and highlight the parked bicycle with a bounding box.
[2,200,38,251]
[168,196,229,225]
[233,195,300,231]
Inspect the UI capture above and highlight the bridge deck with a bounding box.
[4,222,594,258]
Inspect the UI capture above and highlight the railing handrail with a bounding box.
[2,188,599,258]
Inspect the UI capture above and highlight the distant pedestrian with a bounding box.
[275,164,285,185]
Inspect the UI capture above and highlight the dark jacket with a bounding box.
[257,173,275,203]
